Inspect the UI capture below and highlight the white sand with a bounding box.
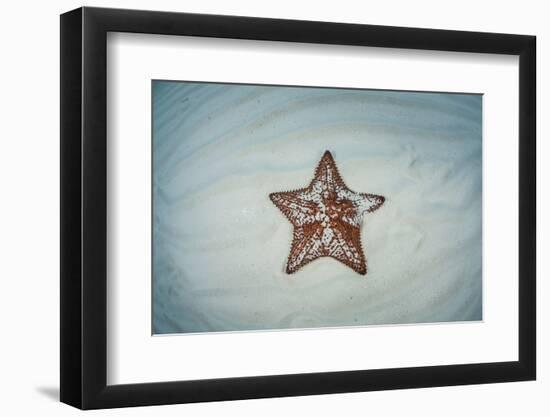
[152,82,482,334]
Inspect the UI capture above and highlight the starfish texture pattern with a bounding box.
[270,151,385,275]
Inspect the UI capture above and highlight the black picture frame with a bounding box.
[60,6,536,410]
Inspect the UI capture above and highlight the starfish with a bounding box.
[269,151,385,275]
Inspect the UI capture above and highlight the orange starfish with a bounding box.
[270,151,385,275]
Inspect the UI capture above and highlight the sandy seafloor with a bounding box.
[152,81,482,334]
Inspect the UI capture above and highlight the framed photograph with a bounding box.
[60,6,536,409]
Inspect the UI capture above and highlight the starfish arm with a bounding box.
[269,189,318,226]
[325,224,367,275]
[310,151,347,194]
[337,189,385,227]
[286,224,324,273]
[360,193,385,213]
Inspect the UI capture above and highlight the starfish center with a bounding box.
[320,193,352,227]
